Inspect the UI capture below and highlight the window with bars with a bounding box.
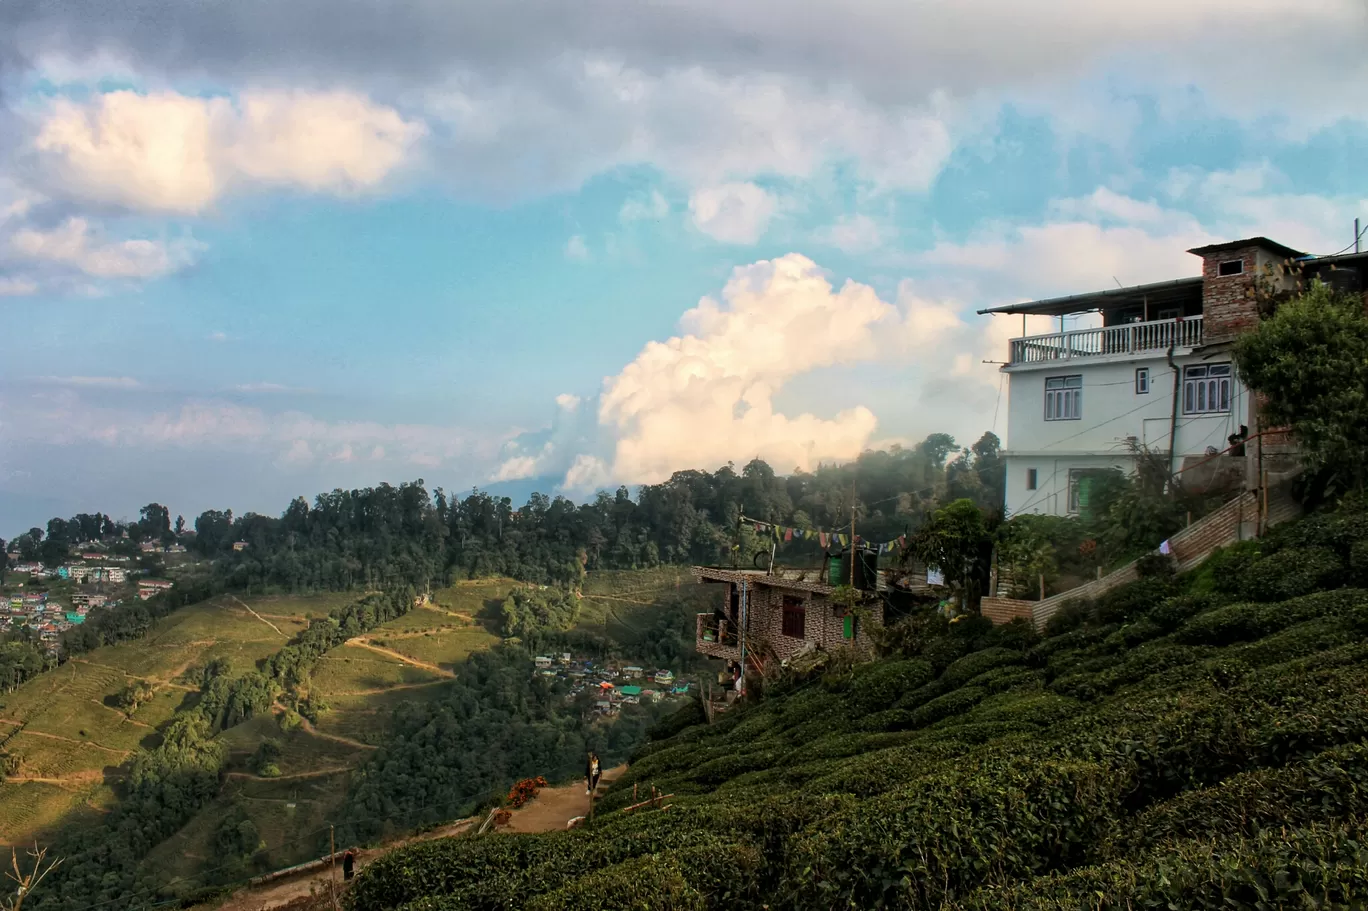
[1183,363,1232,414]
[1045,375,1082,421]
[781,596,806,638]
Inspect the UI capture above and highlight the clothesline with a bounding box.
[737,514,910,556]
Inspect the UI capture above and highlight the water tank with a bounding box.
[828,551,878,590]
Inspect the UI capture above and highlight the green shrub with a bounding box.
[845,659,935,715]
[785,760,1126,909]
[1149,593,1220,631]
[1236,546,1344,602]
[1350,538,1368,585]
[1094,576,1178,624]
[1205,539,1263,595]
[1177,589,1368,647]
[947,819,1368,911]
[1043,599,1090,636]
[908,686,987,728]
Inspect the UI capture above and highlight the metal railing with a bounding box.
[1009,316,1203,365]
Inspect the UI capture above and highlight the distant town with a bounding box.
[2,536,187,652]
[533,653,692,715]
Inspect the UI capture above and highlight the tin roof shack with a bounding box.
[693,566,884,665]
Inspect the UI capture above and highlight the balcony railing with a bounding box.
[1009,317,1203,366]
[696,613,739,655]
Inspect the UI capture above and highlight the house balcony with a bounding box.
[696,613,741,661]
[1008,316,1202,367]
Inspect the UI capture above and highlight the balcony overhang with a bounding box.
[977,277,1203,318]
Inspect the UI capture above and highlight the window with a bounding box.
[781,596,805,638]
[1157,307,1181,320]
[1067,469,1085,515]
[1218,259,1244,276]
[1135,367,1150,394]
[1026,468,1038,491]
[1183,363,1232,415]
[1044,375,1082,421]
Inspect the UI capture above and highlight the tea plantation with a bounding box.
[348,497,1368,910]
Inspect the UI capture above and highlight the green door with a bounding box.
[843,615,855,639]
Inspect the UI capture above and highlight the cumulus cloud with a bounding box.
[565,235,589,261]
[29,89,426,213]
[688,182,777,244]
[9,217,201,279]
[619,189,669,223]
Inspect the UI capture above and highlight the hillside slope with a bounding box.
[349,497,1368,911]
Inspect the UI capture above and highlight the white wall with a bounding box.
[1002,351,1249,517]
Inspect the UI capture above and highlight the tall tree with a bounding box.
[1235,279,1368,486]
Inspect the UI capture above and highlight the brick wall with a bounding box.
[1199,246,1260,345]
[980,597,1035,626]
[1030,483,1301,630]
[705,582,884,663]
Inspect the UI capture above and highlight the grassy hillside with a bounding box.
[351,498,1368,911]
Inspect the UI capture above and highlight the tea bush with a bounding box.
[347,496,1368,911]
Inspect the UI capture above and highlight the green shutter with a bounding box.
[843,615,854,639]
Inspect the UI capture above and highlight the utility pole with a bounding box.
[329,825,338,911]
[1357,218,1362,255]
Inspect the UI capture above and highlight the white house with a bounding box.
[982,236,1366,518]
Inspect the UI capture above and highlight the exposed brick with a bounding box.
[1198,247,1261,345]
[696,577,883,664]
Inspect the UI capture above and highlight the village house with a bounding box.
[534,655,553,670]
[981,236,1367,518]
[621,666,644,679]
[694,555,885,668]
[137,578,174,600]
[232,542,249,552]
[653,669,676,686]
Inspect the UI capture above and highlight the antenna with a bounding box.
[1112,276,1123,288]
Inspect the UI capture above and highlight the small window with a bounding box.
[1135,368,1150,395]
[1157,307,1181,320]
[1044,375,1082,421]
[781,596,805,639]
[1183,363,1233,415]
[1026,468,1038,491]
[1218,259,1244,276]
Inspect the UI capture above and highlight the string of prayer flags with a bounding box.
[740,516,909,556]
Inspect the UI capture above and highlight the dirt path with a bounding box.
[230,596,287,638]
[345,639,455,677]
[500,764,626,833]
[323,680,449,698]
[225,767,351,782]
[202,766,628,911]
[296,715,377,751]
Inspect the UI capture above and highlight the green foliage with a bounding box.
[499,587,579,639]
[341,496,1368,911]
[1233,545,1345,601]
[250,738,283,777]
[907,498,993,596]
[1235,278,1368,481]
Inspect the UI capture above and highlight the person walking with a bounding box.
[342,849,357,881]
[585,751,602,796]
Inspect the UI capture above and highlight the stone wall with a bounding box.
[741,582,884,662]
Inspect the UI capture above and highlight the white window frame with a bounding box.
[1044,375,1082,422]
[1183,363,1233,415]
[1135,368,1150,395]
[1067,469,1084,515]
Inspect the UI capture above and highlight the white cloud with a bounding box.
[815,213,889,253]
[688,182,777,244]
[590,253,893,486]
[619,189,670,222]
[233,382,311,394]
[555,393,581,411]
[9,217,201,279]
[565,235,589,261]
[30,89,426,214]
[281,440,314,465]
[563,454,612,493]
[208,331,229,342]
[491,455,539,482]
[35,375,142,388]
[0,276,39,296]
[328,444,355,463]
[1,394,501,470]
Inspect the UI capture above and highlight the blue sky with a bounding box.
[1,0,1366,533]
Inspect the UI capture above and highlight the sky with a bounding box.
[1,0,1366,533]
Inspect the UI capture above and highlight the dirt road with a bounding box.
[203,766,627,911]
